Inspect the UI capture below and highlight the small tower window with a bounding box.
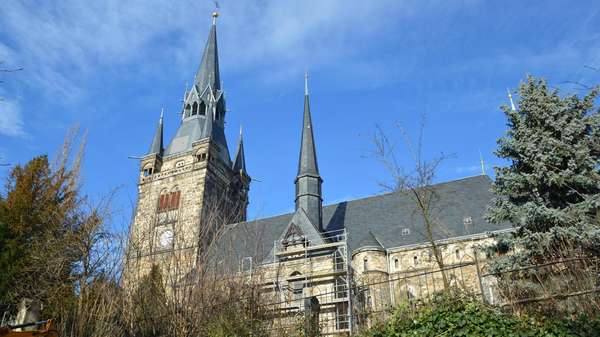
[363,257,368,271]
[394,258,399,271]
[142,164,153,177]
[192,102,198,115]
[199,101,206,115]
[413,255,418,266]
[185,104,191,117]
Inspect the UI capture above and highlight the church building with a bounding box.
[125,12,511,336]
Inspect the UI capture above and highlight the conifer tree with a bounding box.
[488,76,600,265]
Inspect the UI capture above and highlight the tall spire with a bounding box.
[233,126,247,174]
[297,73,319,177]
[148,108,164,155]
[194,12,221,94]
[295,73,323,230]
[164,12,230,162]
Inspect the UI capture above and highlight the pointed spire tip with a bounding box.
[478,149,486,176]
[304,71,309,96]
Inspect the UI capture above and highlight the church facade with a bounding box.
[125,13,511,336]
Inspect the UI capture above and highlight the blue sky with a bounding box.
[1,1,599,227]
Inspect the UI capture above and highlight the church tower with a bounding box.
[126,12,250,285]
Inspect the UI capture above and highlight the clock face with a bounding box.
[159,229,173,248]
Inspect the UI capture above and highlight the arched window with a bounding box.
[455,249,461,260]
[363,257,368,271]
[413,255,418,266]
[142,164,153,177]
[199,101,206,115]
[196,151,207,162]
[185,104,191,117]
[394,258,399,271]
[290,272,303,300]
[157,189,181,212]
[192,102,198,115]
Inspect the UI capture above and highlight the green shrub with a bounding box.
[361,293,600,337]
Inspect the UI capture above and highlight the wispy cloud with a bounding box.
[0,1,427,102]
[0,99,26,137]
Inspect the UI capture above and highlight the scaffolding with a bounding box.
[256,228,353,336]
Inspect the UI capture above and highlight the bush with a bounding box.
[361,293,600,337]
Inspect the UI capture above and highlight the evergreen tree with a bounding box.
[0,155,81,315]
[487,76,600,266]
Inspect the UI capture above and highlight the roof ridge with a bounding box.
[232,175,491,226]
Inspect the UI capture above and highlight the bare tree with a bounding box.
[121,188,270,337]
[370,115,453,289]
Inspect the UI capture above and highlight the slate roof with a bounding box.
[297,90,319,178]
[194,22,220,93]
[217,175,511,265]
[355,230,385,253]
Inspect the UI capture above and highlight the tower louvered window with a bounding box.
[158,191,181,212]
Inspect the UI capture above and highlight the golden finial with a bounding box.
[212,1,220,24]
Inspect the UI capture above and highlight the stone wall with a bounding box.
[124,138,249,288]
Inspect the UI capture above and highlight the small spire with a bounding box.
[507,88,516,111]
[233,125,247,174]
[304,71,309,96]
[148,109,164,156]
[479,149,486,176]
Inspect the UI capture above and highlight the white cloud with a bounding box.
[0,99,26,137]
[0,0,417,102]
